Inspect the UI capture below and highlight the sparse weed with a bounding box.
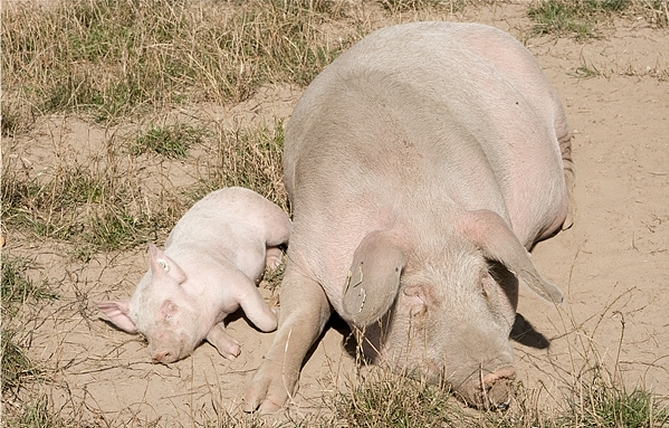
[1,256,55,395]
[1,158,175,256]
[202,122,287,210]
[2,395,78,428]
[561,364,669,428]
[527,0,629,39]
[131,123,207,159]
[569,55,603,78]
[335,363,669,428]
[378,0,466,14]
[1,329,39,392]
[1,120,286,256]
[1,256,57,316]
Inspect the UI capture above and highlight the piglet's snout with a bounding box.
[152,349,177,364]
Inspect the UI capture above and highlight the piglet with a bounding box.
[95,187,290,364]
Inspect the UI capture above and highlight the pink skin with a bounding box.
[244,21,572,413]
[95,187,290,364]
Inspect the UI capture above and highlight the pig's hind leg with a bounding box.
[206,323,241,360]
[556,117,576,230]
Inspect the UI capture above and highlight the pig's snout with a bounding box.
[462,366,516,410]
[152,349,178,364]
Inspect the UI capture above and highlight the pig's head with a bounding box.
[95,244,206,364]
[341,209,563,409]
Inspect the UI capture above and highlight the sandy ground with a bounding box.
[2,3,668,427]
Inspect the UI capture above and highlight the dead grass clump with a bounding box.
[1,256,57,317]
[338,371,464,427]
[1,157,174,257]
[527,0,668,39]
[378,0,466,14]
[1,0,353,127]
[131,123,209,159]
[629,0,669,27]
[1,118,286,257]
[561,365,669,427]
[194,122,288,211]
[527,0,629,39]
[1,256,56,397]
[335,365,669,428]
[1,329,38,393]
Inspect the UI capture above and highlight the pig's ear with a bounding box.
[341,230,406,326]
[460,209,564,304]
[148,243,187,284]
[95,300,137,333]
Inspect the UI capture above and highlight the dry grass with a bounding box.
[1,0,355,132]
[526,0,668,40]
[2,1,668,427]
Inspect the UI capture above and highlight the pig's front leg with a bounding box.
[206,322,241,360]
[242,267,331,413]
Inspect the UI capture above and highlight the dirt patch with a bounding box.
[2,3,668,427]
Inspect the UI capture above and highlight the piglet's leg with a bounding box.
[206,323,241,360]
[233,271,278,333]
[265,247,283,271]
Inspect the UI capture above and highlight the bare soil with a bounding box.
[2,3,668,427]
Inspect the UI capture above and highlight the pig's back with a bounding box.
[284,21,569,294]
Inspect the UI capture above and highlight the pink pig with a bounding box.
[95,187,290,363]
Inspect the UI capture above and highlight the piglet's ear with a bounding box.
[95,300,137,333]
[148,244,187,284]
[459,209,564,304]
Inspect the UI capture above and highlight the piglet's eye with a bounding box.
[160,301,179,321]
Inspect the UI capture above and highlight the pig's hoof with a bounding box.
[562,210,574,230]
[243,394,283,414]
[224,344,241,360]
[242,360,292,414]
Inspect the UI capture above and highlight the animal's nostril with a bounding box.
[481,377,512,410]
[152,351,171,364]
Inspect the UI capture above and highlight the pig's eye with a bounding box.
[479,271,491,299]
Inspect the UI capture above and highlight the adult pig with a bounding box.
[96,187,290,363]
[244,22,575,411]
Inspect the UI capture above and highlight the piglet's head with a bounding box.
[95,244,203,364]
